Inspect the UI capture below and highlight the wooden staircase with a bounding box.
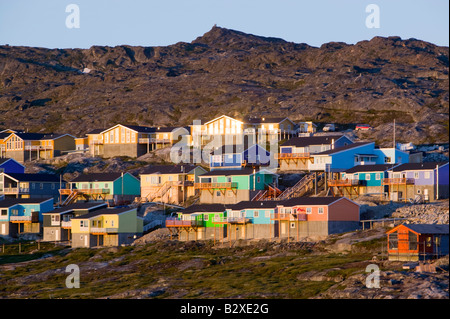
[142,182,172,203]
[60,189,79,206]
[277,172,325,200]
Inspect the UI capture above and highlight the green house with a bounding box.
[67,172,141,204]
[167,204,230,241]
[195,168,278,204]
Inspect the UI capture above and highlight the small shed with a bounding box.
[386,224,449,261]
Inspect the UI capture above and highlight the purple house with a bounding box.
[385,162,449,202]
[0,158,25,174]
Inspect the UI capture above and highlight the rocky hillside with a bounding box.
[0,26,448,145]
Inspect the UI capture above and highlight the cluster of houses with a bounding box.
[0,115,449,260]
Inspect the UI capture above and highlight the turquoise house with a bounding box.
[337,164,398,196]
[196,168,278,204]
[68,172,141,204]
[0,197,54,237]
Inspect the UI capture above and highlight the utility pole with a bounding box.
[393,119,396,149]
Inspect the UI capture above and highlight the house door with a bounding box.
[423,189,429,201]
[398,230,409,252]
[1,224,5,235]
[84,235,89,247]
[55,229,60,241]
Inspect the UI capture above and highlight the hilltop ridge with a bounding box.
[0,26,448,145]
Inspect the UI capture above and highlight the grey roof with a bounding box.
[344,164,397,173]
[181,204,231,214]
[42,202,108,215]
[4,173,62,182]
[86,129,105,135]
[392,162,448,172]
[71,207,135,219]
[199,168,275,177]
[70,172,123,182]
[0,197,53,208]
[229,200,283,210]
[141,164,199,175]
[245,117,290,124]
[281,135,347,148]
[282,196,346,206]
[405,224,449,235]
[315,142,373,155]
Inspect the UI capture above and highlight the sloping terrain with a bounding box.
[0,26,448,145]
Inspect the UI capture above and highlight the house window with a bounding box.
[253,211,259,218]
[375,173,381,180]
[365,174,370,181]
[1,209,7,216]
[290,222,295,229]
[424,172,431,179]
[256,176,261,183]
[409,232,418,250]
[51,215,60,222]
[306,208,312,214]
[318,207,324,214]
[104,183,108,188]
[204,215,209,221]
[265,210,271,218]
[389,233,398,250]
[414,172,419,179]
[40,183,44,190]
[216,191,221,197]
[384,157,391,163]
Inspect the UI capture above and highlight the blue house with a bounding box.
[0,197,54,237]
[209,143,271,170]
[310,142,409,172]
[0,172,65,202]
[278,135,353,171]
[0,158,25,174]
[331,164,398,197]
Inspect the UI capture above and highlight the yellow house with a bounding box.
[70,207,143,247]
[3,133,75,162]
[139,164,207,204]
[244,117,297,142]
[74,137,89,152]
[194,115,245,146]
[96,124,191,158]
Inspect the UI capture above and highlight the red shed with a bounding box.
[386,224,449,261]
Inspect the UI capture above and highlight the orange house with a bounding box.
[386,224,449,261]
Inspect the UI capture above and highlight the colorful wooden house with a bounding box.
[70,207,144,247]
[0,158,25,174]
[166,204,230,241]
[85,128,105,157]
[384,162,449,202]
[42,202,108,242]
[386,224,449,261]
[0,197,54,237]
[244,116,297,142]
[96,124,192,158]
[62,172,140,205]
[2,132,75,162]
[209,143,271,170]
[0,172,65,202]
[277,135,353,171]
[196,168,278,204]
[167,196,360,242]
[297,121,317,134]
[309,142,409,172]
[330,164,397,198]
[198,115,245,146]
[139,164,207,204]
